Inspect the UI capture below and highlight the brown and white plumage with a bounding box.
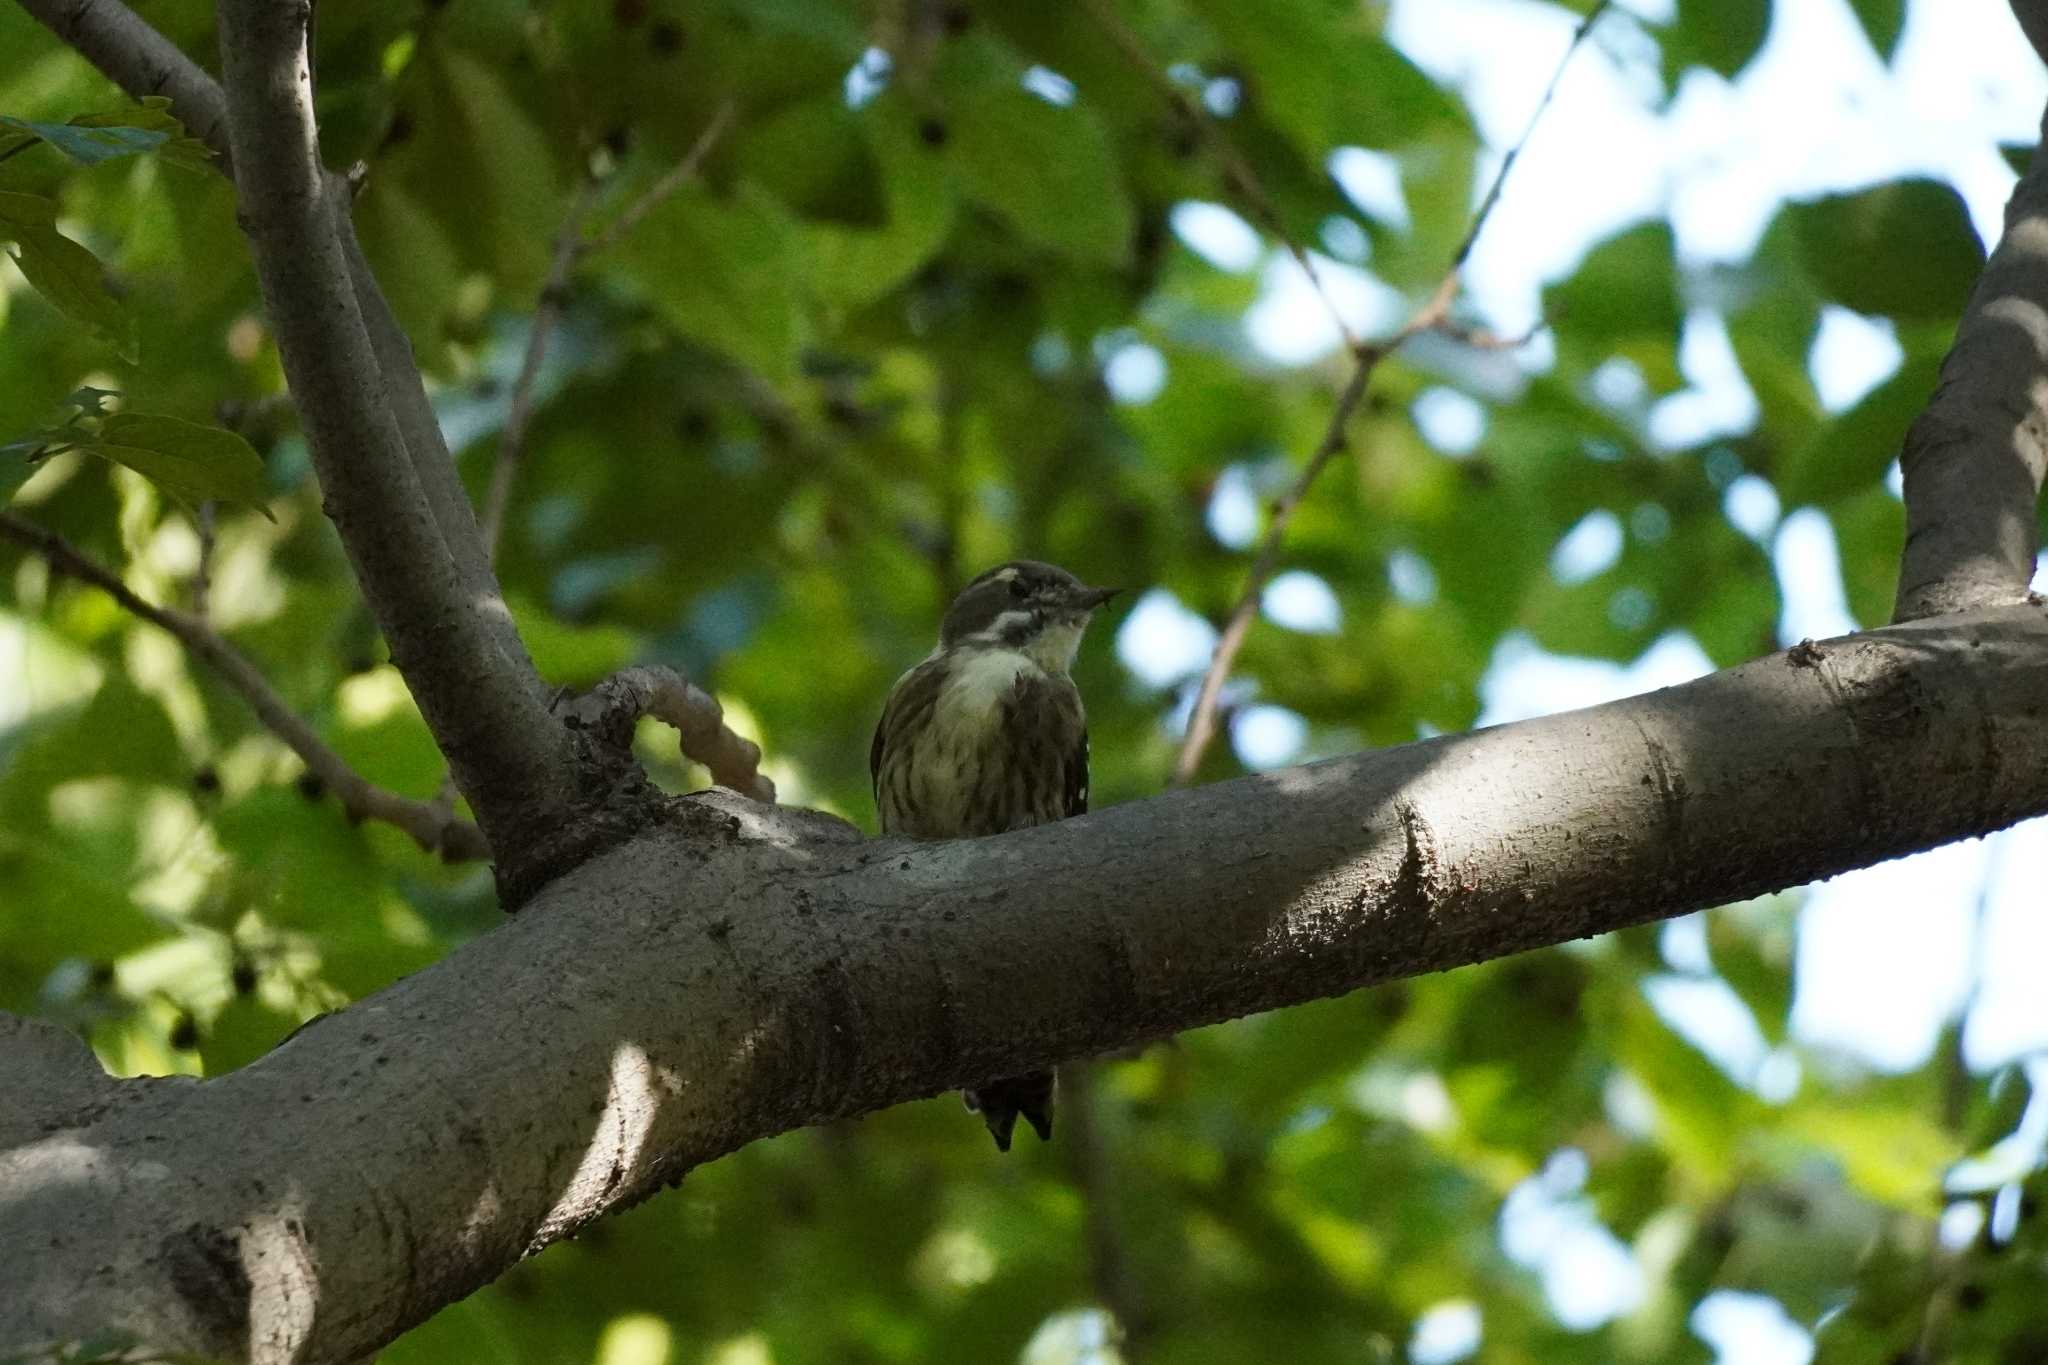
[870,560,1115,1150]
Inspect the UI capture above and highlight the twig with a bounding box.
[584,101,734,258]
[191,500,216,621]
[1083,0,1359,351]
[479,172,603,563]
[1170,6,1609,786]
[0,510,489,860]
[557,665,776,804]
[480,103,734,564]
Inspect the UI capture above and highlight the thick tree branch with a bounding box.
[0,510,489,860]
[1893,95,2048,620]
[5,604,2047,1362]
[210,0,584,880]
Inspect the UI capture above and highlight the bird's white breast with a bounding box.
[934,648,1033,730]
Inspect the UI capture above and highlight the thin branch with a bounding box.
[479,171,603,564]
[480,102,733,564]
[1170,9,1608,786]
[1083,0,1359,351]
[558,665,776,804]
[214,0,582,872]
[1452,1,1613,271]
[0,510,488,860]
[191,499,216,621]
[584,101,735,258]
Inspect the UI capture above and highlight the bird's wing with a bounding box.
[1001,670,1089,827]
[872,659,946,831]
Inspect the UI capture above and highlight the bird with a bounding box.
[870,559,1119,1151]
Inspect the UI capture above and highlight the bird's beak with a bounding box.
[1077,585,1123,611]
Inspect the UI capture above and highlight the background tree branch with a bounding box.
[0,510,489,860]
[1169,4,1606,782]
[480,103,733,562]
[5,604,2047,1363]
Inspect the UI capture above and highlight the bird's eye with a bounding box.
[1008,578,1029,599]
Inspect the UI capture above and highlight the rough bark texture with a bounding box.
[1893,101,2048,620]
[212,0,594,883]
[5,606,2047,1363]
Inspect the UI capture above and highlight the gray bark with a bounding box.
[211,0,591,883]
[5,605,2047,1363]
[17,0,583,886]
[1893,100,2048,620]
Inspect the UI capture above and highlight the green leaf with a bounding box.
[82,412,271,514]
[1543,221,1684,394]
[1661,0,1772,81]
[1784,1100,1959,1210]
[505,596,640,687]
[0,205,135,360]
[69,96,215,171]
[1828,485,1904,628]
[1727,214,1825,448]
[405,50,562,292]
[932,36,1134,266]
[1779,354,1937,506]
[62,385,119,417]
[1185,0,1463,153]
[0,452,31,506]
[1789,179,1985,322]
[0,114,166,165]
[614,182,805,381]
[0,97,212,170]
[802,103,959,312]
[0,190,57,231]
[1847,0,1907,60]
[198,994,299,1076]
[355,176,463,367]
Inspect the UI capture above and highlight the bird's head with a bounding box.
[938,560,1120,674]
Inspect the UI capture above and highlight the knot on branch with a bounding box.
[558,666,776,804]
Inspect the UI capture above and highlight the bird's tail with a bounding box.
[963,1070,1055,1152]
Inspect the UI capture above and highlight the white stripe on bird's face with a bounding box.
[957,610,1085,675]
[1022,617,1084,674]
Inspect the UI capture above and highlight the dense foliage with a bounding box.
[2,0,2042,1360]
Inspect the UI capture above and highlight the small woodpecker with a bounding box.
[870,559,1119,1151]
